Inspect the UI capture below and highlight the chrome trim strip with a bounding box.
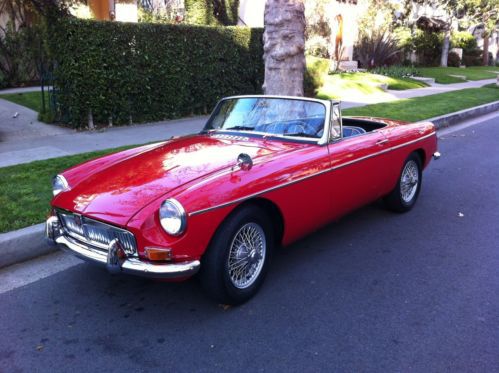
[189,132,436,216]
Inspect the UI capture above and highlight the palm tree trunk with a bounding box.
[483,31,490,66]
[440,29,451,67]
[263,0,306,96]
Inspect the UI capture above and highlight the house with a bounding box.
[471,25,499,64]
[238,0,367,67]
[70,0,139,22]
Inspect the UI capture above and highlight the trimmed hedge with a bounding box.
[49,18,263,128]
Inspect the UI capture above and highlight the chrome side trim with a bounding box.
[189,132,436,216]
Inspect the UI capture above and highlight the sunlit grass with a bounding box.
[316,72,427,100]
[344,85,499,122]
[0,91,46,112]
[418,66,499,84]
[0,145,136,233]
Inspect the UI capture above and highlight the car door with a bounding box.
[326,104,392,219]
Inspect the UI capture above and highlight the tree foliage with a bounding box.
[184,0,239,25]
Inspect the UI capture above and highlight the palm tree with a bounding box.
[262,0,306,96]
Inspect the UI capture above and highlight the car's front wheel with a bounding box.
[199,205,273,305]
[384,153,422,212]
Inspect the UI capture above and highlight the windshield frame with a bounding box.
[202,95,333,145]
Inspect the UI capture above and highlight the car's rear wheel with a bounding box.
[384,153,422,213]
[199,205,273,305]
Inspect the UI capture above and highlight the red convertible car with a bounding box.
[46,95,440,304]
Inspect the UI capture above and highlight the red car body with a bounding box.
[46,96,439,302]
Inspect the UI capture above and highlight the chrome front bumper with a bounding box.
[45,216,200,279]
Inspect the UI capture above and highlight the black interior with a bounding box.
[342,118,387,132]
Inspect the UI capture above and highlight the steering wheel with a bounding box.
[283,121,319,136]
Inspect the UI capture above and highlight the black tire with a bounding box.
[384,153,422,213]
[199,205,274,305]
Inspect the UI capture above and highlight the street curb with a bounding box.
[1,101,498,270]
[423,100,499,129]
[0,223,56,268]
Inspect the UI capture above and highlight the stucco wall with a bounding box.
[238,0,265,27]
[238,0,366,61]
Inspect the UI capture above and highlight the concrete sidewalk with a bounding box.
[0,78,496,167]
[0,114,208,167]
[0,86,48,94]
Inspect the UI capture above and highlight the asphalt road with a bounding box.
[1,113,498,372]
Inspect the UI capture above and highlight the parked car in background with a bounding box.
[46,95,440,304]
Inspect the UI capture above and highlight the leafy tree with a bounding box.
[184,0,239,25]
[409,0,467,67]
[464,0,499,65]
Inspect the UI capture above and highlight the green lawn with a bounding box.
[418,66,499,84]
[0,145,136,233]
[343,85,499,122]
[316,72,427,100]
[0,91,45,113]
[306,56,428,101]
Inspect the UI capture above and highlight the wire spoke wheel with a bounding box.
[400,160,419,203]
[227,222,266,289]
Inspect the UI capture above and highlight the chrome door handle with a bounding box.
[376,139,388,146]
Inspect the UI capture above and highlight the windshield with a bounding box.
[204,97,326,140]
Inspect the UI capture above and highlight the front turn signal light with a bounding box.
[145,247,172,262]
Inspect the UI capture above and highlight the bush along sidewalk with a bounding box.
[48,19,264,129]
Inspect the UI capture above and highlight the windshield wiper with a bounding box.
[284,132,319,139]
[225,125,255,131]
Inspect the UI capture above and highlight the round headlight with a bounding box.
[159,199,186,236]
[52,175,69,196]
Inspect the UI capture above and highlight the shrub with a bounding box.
[0,23,46,87]
[370,65,419,78]
[305,36,330,59]
[462,49,483,66]
[393,26,412,52]
[451,31,477,52]
[0,71,6,89]
[488,52,494,66]
[184,0,239,26]
[355,30,402,68]
[48,19,263,128]
[414,30,439,65]
[447,51,461,67]
[304,56,329,97]
[413,29,443,67]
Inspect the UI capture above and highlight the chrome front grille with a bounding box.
[57,210,137,256]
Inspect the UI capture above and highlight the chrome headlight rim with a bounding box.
[52,174,70,196]
[159,198,187,236]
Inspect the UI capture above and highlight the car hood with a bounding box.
[54,134,297,226]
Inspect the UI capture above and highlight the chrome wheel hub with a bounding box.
[227,222,266,289]
[400,160,419,203]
